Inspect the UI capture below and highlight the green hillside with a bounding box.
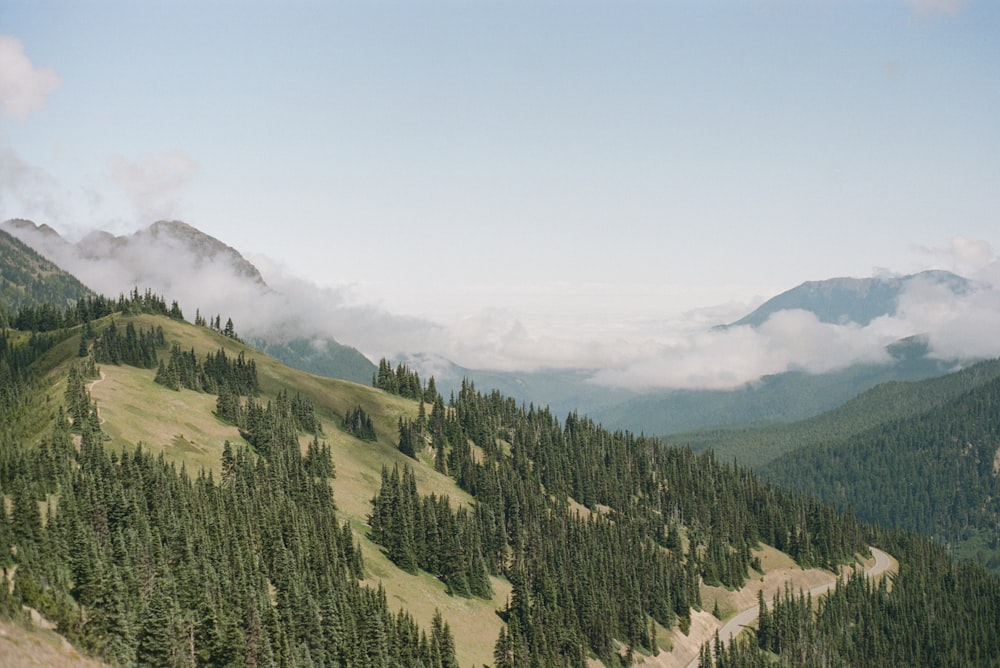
[764,368,1000,574]
[0,228,93,326]
[248,336,376,387]
[675,357,1000,467]
[3,308,505,667]
[1,291,1000,667]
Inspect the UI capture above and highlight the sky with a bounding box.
[2,0,1000,389]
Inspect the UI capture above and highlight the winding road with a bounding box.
[685,547,893,667]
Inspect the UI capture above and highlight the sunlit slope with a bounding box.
[49,313,507,668]
[19,313,896,668]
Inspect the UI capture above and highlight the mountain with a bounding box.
[674,356,1000,467]
[720,269,973,329]
[589,346,957,436]
[249,336,375,386]
[1,218,375,386]
[0,226,93,319]
[2,218,268,288]
[7,217,992,446]
[2,277,1000,666]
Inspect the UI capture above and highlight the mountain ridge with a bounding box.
[720,269,974,329]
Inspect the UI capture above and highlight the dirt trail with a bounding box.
[680,547,894,668]
[86,370,107,424]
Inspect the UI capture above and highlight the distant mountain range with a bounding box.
[420,268,976,435]
[2,218,987,433]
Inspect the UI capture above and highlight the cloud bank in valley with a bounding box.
[5,221,1000,392]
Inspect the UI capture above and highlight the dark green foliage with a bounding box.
[373,357,424,399]
[304,435,335,479]
[678,357,1000,467]
[198,312,242,341]
[63,358,99,430]
[766,369,1000,573]
[249,336,377,386]
[343,405,377,441]
[404,379,869,665]
[703,532,1000,667]
[0,327,61,424]
[156,345,259,395]
[0,357,457,668]
[14,287,182,333]
[216,388,321,460]
[90,320,165,368]
[5,288,1000,667]
[369,464,493,599]
[397,418,420,459]
[0,227,93,319]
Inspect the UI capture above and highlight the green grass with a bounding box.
[34,314,505,666]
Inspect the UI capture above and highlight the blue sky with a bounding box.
[3,1,1000,382]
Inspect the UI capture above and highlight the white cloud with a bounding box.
[587,311,899,391]
[108,151,201,223]
[0,35,60,119]
[897,270,1000,361]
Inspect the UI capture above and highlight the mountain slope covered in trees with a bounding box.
[674,355,1000,467]
[2,218,377,387]
[764,366,1000,574]
[2,277,1000,665]
[0,228,93,326]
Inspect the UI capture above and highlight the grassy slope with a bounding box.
[29,314,503,668]
[16,313,885,668]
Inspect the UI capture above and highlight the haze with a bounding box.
[2,1,999,389]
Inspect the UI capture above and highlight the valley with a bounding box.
[2,227,1000,666]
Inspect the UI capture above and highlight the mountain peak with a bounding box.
[2,218,269,290]
[3,218,61,238]
[133,220,268,286]
[722,270,973,329]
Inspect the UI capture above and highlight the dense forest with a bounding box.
[2,283,1000,666]
[676,356,1000,467]
[1,296,460,667]
[764,370,1000,574]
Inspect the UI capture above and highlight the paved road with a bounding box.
[685,547,892,667]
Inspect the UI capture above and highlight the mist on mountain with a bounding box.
[4,218,999,395]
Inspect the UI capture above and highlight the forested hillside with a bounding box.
[676,356,1000,467]
[0,228,93,326]
[764,369,1000,574]
[1,287,1000,667]
[249,336,376,387]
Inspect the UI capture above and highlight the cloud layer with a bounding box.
[5,221,999,393]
